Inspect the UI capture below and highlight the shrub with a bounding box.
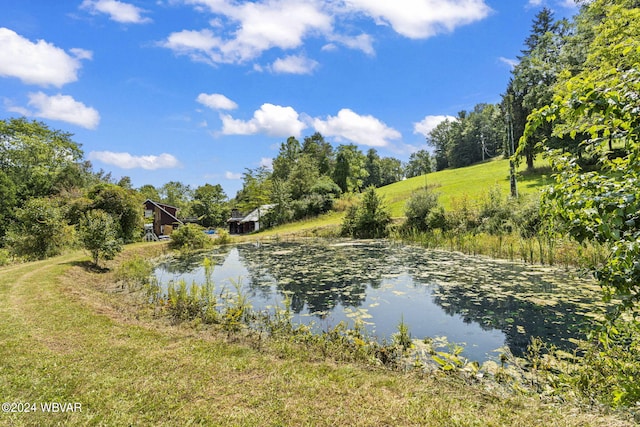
[114,255,153,290]
[6,197,76,260]
[404,187,440,231]
[168,224,212,251]
[215,229,231,245]
[0,248,11,266]
[341,186,391,238]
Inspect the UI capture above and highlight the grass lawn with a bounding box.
[0,244,633,426]
[378,157,553,217]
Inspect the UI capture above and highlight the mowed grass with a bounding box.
[378,157,553,217]
[0,245,632,426]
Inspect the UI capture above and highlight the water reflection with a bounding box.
[153,240,606,361]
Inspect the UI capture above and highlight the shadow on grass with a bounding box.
[517,166,553,191]
[66,260,110,274]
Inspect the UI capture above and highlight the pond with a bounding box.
[153,240,606,362]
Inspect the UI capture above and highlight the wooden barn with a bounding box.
[227,205,275,234]
[143,199,183,237]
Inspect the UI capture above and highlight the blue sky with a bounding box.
[0,0,578,197]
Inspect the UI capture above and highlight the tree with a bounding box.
[272,136,302,180]
[379,157,404,186]
[192,183,228,227]
[138,184,160,201]
[235,166,272,213]
[0,170,17,241]
[527,1,640,314]
[0,117,84,200]
[332,144,368,193]
[267,178,293,226]
[405,150,433,178]
[302,132,334,176]
[5,197,75,260]
[159,181,192,214]
[88,183,143,243]
[341,186,391,238]
[79,209,122,267]
[510,8,568,169]
[364,149,382,188]
[288,154,320,199]
[404,187,440,231]
[427,118,455,170]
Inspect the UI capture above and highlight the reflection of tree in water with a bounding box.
[237,242,393,314]
[153,240,606,358]
[406,249,606,358]
[431,284,596,357]
[155,246,231,275]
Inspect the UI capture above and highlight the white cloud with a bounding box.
[221,103,307,137]
[225,171,243,180]
[160,29,222,65]
[269,55,318,74]
[499,56,518,69]
[12,92,100,129]
[342,0,492,39]
[166,0,331,64]
[165,0,493,68]
[413,115,456,137]
[196,93,238,110]
[0,28,90,87]
[327,33,375,56]
[259,157,273,169]
[312,108,401,147]
[89,151,180,169]
[80,0,152,24]
[527,0,580,8]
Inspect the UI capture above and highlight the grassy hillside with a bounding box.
[255,157,553,236]
[378,157,553,217]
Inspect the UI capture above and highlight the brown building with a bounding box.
[143,199,183,237]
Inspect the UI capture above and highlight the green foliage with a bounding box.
[0,248,11,266]
[405,150,433,178]
[167,279,218,323]
[0,169,17,240]
[137,184,160,201]
[404,187,440,231]
[0,117,84,200]
[168,223,213,252]
[5,197,76,260]
[159,181,193,214]
[214,229,231,245]
[88,183,143,243]
[288,154,319,199]
[79,209,122,267]
[192,183,228,227]
[310,175,342,197]
[341,187,391,238]
[511,8,568,169]
[333,144,369,193]
[114,255,153,290]
[567,318,640,408]
[525,2,640,314]
[272,136,302,181]
[235,166,272,213]
[392,317,412,352]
